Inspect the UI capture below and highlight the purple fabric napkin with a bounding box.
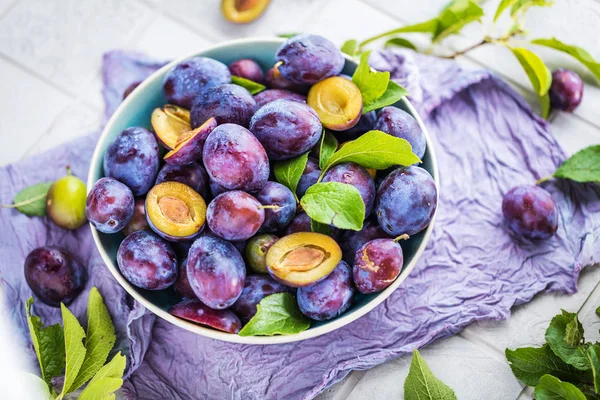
[1,49,599,400]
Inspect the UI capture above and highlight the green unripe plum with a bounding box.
[245,233,279,274]
[47,167,87,230]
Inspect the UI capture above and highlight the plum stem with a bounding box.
[393,234,410,242]
[536,174,554,185]
[66,164,72,176]
[259,205,280,210]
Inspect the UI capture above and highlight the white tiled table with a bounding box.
[0,1,598,398]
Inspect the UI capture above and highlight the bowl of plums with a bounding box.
[87,35,439,344]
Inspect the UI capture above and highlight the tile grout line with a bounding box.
[0,0,18,22]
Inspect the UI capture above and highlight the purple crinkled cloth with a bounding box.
[1,49,599,399]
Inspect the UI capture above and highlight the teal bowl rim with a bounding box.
[88,37,439,345]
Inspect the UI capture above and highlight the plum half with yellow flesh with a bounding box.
[164,117,217,166]
[151,105,191,150]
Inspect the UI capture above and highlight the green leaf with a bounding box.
[564,312,585,347]
[546,310,591,370]
[274,152,309,198]
[587,344,600,394]
[300,182,365,231]
[596,306,600,318]
[322,130,421,173]
[352,51,389,106]
[384,37,417,51]
[505,345,588,386]
[319,130,338,170]
[404,349,457,400]
[508,46,552,117]
[541,92,551,119]
[532,38,600,81]
[70,287,116,390]
[24,373,54,400]
[78,352,126,400]
[58,304,86,397]
[534,374,587,400]
[238,293,310,336]
[310,219,331,235]
[494,0,518,21]
[554,145,600,183]
[432,0,485,43]
[278,33,301,38]
[231,75,266,95]
[3,182,53,216]
[25,298,65,389]
[362,80,408,114]
[359,19,439,48]
[510,0,553,18]
[341,39,358,57]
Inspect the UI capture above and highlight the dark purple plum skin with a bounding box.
[502,185,558,240]
[164,117,217,167]
[163,57,231,108]
[122,198,149,237]
[375,166,437,236]
[206,191,265,241]
[275,34,345,85]
[283,212,311,236]
[550,68,583,112]
[86,177,135,234]
[172,240,194,260]
[374,107,426,159]
[190,84,257,128]
[339,111,376,140]
[209,180,230,198]
[169,299,241,334]
[250,99,322,160]
[231,275,290,323]
[228,59,264,83]
[24,247,87,307]
[155,162,210,199]
[353,238,403,294]
[322,162,376,215]
[254,89,306,108]
[123,80,142,100]
[297,261,354,321]
[203,123,270,192]
[340,218,391,263]
[187,235,246,310]
[256,182,296,232]
[297,157,321,197]
[174,258,197,299]
[103,127,160,196]
[117,230,178,290]
[199,226,247,254]
[266,67,309,93]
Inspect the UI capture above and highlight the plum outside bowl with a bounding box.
[88,37,439,345]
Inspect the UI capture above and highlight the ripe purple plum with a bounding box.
[374,107,426,159]
[250,99,322,160]
[122,198,149,237]
[275,34,344,85]
[190,84,257,128]
[103,127,160,196]
[254,89,306,108]
[265,66,309,93]
[322,162,375,215]
[256,182,296,232]
[375,166,437,236]
[228,58,264,82]
[209,180,230,198]
[169,299,241,334]
[340,218,391,263]
[297,261,354,321]
[502,185,558,240]
[117,230,178,290]
[297,157,321,197]
[203,123,270,191]
[307,76,362,131]
[174,257,197,299]
[231,275,290,322]
[155,161,210,199]
[353,238,403,293]
[245,233,279,273]
[550,68,584,112]
[187,235,246,309]
[284,212,311,236]
[24,247,87,307]
[86,177,135,234]
[123,81,142,99]
[163,57,231,108]
[206,191,265,241]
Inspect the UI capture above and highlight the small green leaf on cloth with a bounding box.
[231,75,266,95]
[534,374,587,400]
[404,349,457,400]
[274,152,309,197]
[238,293,310,336]
[531,38,600,81]
[300,182,365,231]
[554,145,600,183]
[3,182,53,216]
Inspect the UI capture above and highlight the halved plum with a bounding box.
[151,105,191,150]
[266,232,342,287]
[307,76,362,131]
[221,0,271,24]
[164,117,217,166]
[169,299,241,334]
[146,182,207,241]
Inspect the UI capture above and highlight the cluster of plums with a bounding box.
[81,34,438,334]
